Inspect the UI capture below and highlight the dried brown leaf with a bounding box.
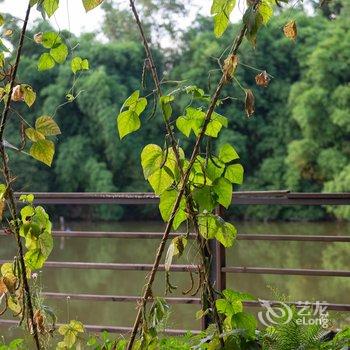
[223,54,239,83]
[283,20,297,40]
[11,85,24,102]
[255,70,270,87]
[0,277,7,294]
[34,32,43,44]
[245,89,255,117]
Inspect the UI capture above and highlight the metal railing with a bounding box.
[1,191,350,333]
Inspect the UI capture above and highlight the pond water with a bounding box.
[1,220,350,338]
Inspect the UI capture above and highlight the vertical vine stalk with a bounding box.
[127,1,249,349]
[0,4,41,350]
[128,0,225,347]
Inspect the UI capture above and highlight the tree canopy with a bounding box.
[4,1,349,221]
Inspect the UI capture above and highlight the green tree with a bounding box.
[286,4,350,219]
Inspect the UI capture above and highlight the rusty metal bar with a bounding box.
[1,263,348,276]
[223,266,350,277]
[2,230,349,242]
[43,292,200,304]
[40,292,350,312]
[44,292,181,303]
[0,260,196,272]
[236,234,350,242]
[13,191,350,205]
[0,319,200,335]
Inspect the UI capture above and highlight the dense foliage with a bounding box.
[1,0,349,349]
[3,0,349,221]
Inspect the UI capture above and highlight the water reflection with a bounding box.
[1,221,349,336]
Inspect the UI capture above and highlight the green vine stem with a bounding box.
[0,3,41,350]
[126,0,253,347]
[128,0,226,347]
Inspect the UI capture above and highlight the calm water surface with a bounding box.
[1,220,350,339]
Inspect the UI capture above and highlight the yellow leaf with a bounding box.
[283,20,297,40]
[35,116,61,136]
[30,139,55,166]
[25,128,45,142]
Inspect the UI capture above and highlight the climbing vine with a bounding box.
[1,0,347,349]
[0,1,101,349]
[115,0,299,349]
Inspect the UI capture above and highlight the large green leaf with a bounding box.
[117,110,140,140]
[38,53,55,71]
[259,0,274,25]
[159,189,187,229]
[176,116,191,137]
[198,214,237,247]
[225,164,244,184]
[192,186,216,212]
[232,312,257,339]
[216,220,236,247]
[117,91,147,139]
[82,0,104,12]
[176,107,205,137]
[218,143,239,163]
[50,43,68,64]
[197,214,218,240]
[206,157,225,181]
[41,32,62,49]
[211,0,237,38]
[29,139,55,166]
[43,0,59,17]
[216,289,256,318]
[148,168,173,195]
[213,177,232,208]
[71,57,89,74]
[205,112,228,138]
[141,144,163,179]
[25,249,46,270]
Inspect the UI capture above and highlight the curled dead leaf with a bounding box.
[255,70,270,87]
[11,85,24,102]
[3,275,17,294]
[245,89,255,117]
[34,309,45,333]
[4,29,13,37]
[223,54,239,83]
[34,32,43,44]
[283,20,297,40]
[0,277,8,294]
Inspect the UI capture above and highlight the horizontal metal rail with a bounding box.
[41,292,350,312]
[0,260,197,272]
[13,191,350,205]
[2,230,350,242]
[223,266,350,277]
[43,292,201,304]
[0,319,200,335]
[1,260,348,277]
[244,300,350,312]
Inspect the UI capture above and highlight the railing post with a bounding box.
[203,206,226,330]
